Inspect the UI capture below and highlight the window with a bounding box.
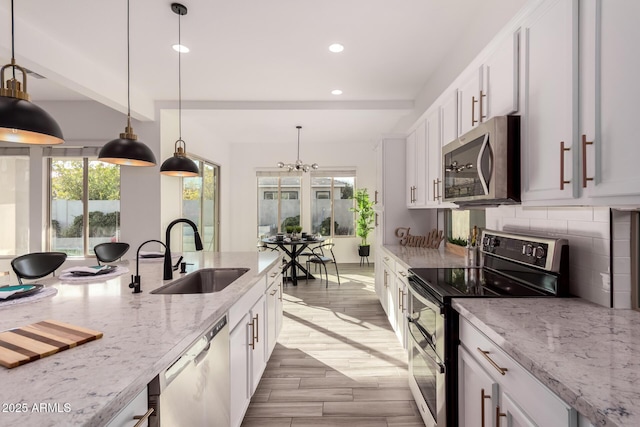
[311,174,355,237]
[183,159,220,252]
[257,174,301,236]
[264,191,298,200]
[48,155,120,257]
[0,149,30,256]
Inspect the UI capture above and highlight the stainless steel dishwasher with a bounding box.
[148,315,230,427]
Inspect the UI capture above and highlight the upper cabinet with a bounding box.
[521,0,578,203]
[457,66,484,136]
[580,0,640,201]
[483,29,520,119]
[440,89,458,146]
[406,122,427,208]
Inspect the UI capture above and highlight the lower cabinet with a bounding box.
[229,261,282,427]
[394,263,409,349]
[105,388,151,427]
[458,317,577,427]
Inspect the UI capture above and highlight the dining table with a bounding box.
[262,236,325,286]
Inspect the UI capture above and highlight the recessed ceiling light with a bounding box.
[172,44,190,53]
[331,89,343,95]
[328,43,344,53]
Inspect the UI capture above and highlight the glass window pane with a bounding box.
[182,163,203,251]
[87,161,121,255]
[0,156,29,256]
[258,176,278,237]
[280,177,300,231]
[202,163,217,252]
[311,177,332,236]
[50,159,84,256]
[334,177,354,236]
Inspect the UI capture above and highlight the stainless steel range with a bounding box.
[406,230,569,427]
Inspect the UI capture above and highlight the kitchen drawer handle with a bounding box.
[278,283,283,301]
[560,141,571,190]
[133,407,155,427]
[477,347,508,375]
[481,388,491,427]
[496,405,506,427]
[398,288,403,311]
[384,270,388,288]
[248,317,256,349]
[582,134,594,188]
[270,272,278,278]
[270,289,278,296]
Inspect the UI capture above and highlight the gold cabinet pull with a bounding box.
[254,314,259,343]
[383,270,388,288]
[433,179,437,201]
[398,288,403,311]
[133,407,155,427]
[495,405,507,427]
[477,347,508,375]
[560,141,571,190]
[433,178,442,200]
[472,95,479,125]
[374,190,378,204]
[481,388,491,427]
[582,134,594,188]
[278,283,283,301]
[479,90,487,122]
[375,213,379,227]
[270,288,278,296]
[248,316,256,349]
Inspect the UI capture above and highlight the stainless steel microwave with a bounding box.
[442,115,520,206]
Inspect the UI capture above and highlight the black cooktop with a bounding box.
[408,267,554,303]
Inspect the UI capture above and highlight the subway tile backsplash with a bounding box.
[485,206,632,308]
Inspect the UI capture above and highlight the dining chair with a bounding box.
[305,242,340,288]
[94,242,130,265]
[11,252,68,285]
[299,237,330,274]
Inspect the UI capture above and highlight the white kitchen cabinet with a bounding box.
[394,262,409,349]
[425,107,454,208]
[406,122,427,208]
[106,388,151,427]
[381,252,396,327]
[521,0,579,203]
[458,347,497,427]
[265,263,283,358]
[458,66,483,136]
[229,273,271,427]
[459,317,577,427]
[440,89,458,146]
[483,29,520,119]
[579,0,640,201]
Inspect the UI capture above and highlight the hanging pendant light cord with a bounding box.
[297,127,301,161]
[178,11,182,140]
[126,0,131,123]
[10,0,15,79]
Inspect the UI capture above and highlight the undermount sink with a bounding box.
[151,268,249,294]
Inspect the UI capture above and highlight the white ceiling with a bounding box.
[0,0,527,144]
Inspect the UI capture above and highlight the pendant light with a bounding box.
[160,3,199,177]
[98,0,156,167]
[277,126,319,172]
[0,0,64,145]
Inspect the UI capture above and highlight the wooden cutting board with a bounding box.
[0,320,103,369]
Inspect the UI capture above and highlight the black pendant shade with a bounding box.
[0,96,64,144]
[160,141,199,177]
[99,135,157,167]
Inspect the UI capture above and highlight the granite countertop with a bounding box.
[0,251,280,427]
[453,298,640,427]
[382,244,468,268]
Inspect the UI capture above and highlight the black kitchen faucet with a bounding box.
[163,218,204,280]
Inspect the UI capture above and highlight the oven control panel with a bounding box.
[482,233,549,268]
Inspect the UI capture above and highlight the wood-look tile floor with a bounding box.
[241,264,425,427]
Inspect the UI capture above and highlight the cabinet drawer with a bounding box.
[459,317,576,427]
[381,250,396,273]
[395,261,409,280]
[266,261,282,286]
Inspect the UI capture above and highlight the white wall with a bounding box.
[484,206,631,308]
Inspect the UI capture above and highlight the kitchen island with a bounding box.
[453,297,640,427]
[0,251,280,427]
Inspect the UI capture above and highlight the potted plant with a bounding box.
[351,188,375,257]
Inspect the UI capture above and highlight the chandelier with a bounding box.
[277,125,319,172]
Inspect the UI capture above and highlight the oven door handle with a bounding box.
[407,316,436,348]
[407,276,444,316]
[410,333,445,374]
